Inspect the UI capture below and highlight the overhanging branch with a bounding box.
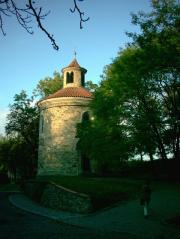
[70,0,89,29]
[28,0,59,50]
[0,0,89,50]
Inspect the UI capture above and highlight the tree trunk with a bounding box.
[174,125,180,160]
[151,123,168,161]
[139,93,168,161]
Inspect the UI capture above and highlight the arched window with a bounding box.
[70,72,74,83]
[81,72,85,87]
[66,72,70,84]
[41,115,44,133]
[82,111,89,122]
[66,71,74,84]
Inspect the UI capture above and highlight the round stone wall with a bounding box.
[38,97,91,176]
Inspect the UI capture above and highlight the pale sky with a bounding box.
[0,0,151,135]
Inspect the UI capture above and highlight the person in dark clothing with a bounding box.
[140,181,152,218]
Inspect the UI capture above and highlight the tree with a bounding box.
[77,116,133,173]
[85,80,98,92]
[33,71,63,98]
[0,135,36,181]
[91,45,177,162]
[6,90,39,143]
[3,71,64,179]
[78,0,180,172]
[5,90,39,178]
[0,0,89,50]
[129,0,180,160]
[0,136,9,173]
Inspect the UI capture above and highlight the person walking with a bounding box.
[140,181,152,218]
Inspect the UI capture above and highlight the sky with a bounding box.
[0,0,152,135]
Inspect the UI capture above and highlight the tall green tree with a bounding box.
[129,0,180,160]
[0,137,29,181]
[89,47,160,164]
[5,91,39,178]
[0,136,10,173]
[78,0,180,171]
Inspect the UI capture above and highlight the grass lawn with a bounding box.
[37,176,142,210]
[0,183,20,192]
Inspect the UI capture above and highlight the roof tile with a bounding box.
[67,58,81,68]
[45,87,92,99]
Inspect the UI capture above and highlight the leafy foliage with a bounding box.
[1,0,179,179]
[33,71,63,98]
[5,91,39,179]
[77,0,180,173]
[85,80,99,92]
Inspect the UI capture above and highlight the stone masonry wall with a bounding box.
[38,97,91,176]
[40,182,92,214]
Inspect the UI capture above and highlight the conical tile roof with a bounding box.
[67,58,81,68]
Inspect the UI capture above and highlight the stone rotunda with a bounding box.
[37,58,92,176]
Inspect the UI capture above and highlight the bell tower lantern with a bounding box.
[62,58,87,88]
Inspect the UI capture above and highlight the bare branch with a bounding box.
[10,0,33,34]
[0,1,8,3]
[70,0,89,29]
[0,12,6,35]
[28,0,59,50]
[0,0,59,50]
[0,0,89,50]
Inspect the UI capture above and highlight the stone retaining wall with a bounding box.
[23,180,92,214]
[40,182,92,214]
